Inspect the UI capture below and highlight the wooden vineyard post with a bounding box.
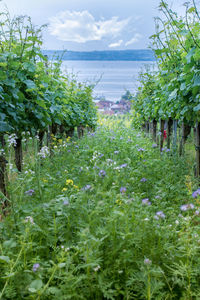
[77,126,85,139]
[14,136,23,172]
[152,119,157,143]
[167,118,173,149]
[38,130,45,150]
[160,120,165,152]
[172,120,178,151]
[179,123,191,156]
[196,122,200,177]
[145,122,149,134]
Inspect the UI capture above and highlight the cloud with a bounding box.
[49,10,131,43]
[125,33,142,46]
[108,39,123,48]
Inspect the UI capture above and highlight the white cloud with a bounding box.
[125,33,142,46]
[49,10,131,43]
[108,39,123,48]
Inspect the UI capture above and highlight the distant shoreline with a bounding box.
[43,49,155,61]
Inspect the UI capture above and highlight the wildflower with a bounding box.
[175,220,179,225]
[63,200,69,206]
[152,144,157,148]
[180,203,195,211]
[25,216,34,224]
[66,179,73,185]
[138,148,145,152]
[195,210,200,215]
[98,170,106,177]
[82,185,92,191]
[155,211,166,219]
[94,265,101,272]
[120,163,127,168]
[114,150,119,154]
[32,263,40,272]
[155,195,161,199]
[25,189,35,196]
[140,178,147,182]
[120,187,127,193]
[62,187,67,192]
[7,134,17,147]
[144,258,152,265]
[38,146,49,158]
[192,188,200,198]
[68,150,71,153]
[142,198,151,206]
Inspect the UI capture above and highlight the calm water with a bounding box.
[62,60,154,102]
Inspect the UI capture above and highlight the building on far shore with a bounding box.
[95,99,131,115]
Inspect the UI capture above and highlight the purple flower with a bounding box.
[120,163,127,168]
[120,137,123,140]
[155,211,165,219]
[25,189,35,196]
[138,148,145,152]
[120,187,127,193]
[192,188,200,198]
[142,198,151,206]
[155,195,161,199]
[82,184,92,191]
[180,203,195,211]
[32,263,40,272]
[68,150,71,153]
[114,151,119,154]
[144,258,152,265]
[152,144,157,148]
[63,200,69,206]
[140,178,147,182]
[195,210,200,216]
[99,170,106,177]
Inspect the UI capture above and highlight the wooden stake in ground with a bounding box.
[179,123,191,156]
[167,118,173,149]
[14,136,23,172]
[172,120,178,151]
[152,119,157,143]
[160,120,165,152]
[196,122,200,177]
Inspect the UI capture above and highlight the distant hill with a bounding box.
[43,49,155,61]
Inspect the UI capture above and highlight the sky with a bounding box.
[2,0,186,51]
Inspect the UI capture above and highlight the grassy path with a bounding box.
[0,116,200,299]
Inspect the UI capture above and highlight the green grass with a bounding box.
[0,116,200,299]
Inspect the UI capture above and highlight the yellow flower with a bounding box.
[62,187,67,192]
[73,185,79,190]
[43,179,48,183]
[66,179,73,185]
[58,139,62,143]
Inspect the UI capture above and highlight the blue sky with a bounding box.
[3,0,185,51]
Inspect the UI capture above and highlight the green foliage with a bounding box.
[0,116,199,299]
[132,0,200,125]
[0,10,97,138]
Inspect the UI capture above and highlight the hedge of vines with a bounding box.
[132,0,200,174]
[0,11,97,201]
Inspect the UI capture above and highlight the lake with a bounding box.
[62,60,154,102]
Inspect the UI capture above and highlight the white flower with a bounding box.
[25,216,34,224]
